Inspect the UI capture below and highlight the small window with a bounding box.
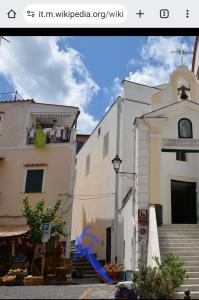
[85,154,90,176]
[178,118,192,138]
[197,67,199,80]
[103,132,109,158]
[98,127,101,137]
[176,151,187,162]
[0,115,3,134]
[25,169,44,193]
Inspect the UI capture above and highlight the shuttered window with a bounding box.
[25,169,44,193]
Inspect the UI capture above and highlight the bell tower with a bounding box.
[171,65,197,103]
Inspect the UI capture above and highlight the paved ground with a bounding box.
[0,280,116,299]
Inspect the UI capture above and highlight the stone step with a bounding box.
[161,251,199,256]
[73,261,95,267]
[159,230,199,233]
[183,261,199,267]
[160,244,199,249]
[184,278,199,284]
[82,269,98,274]
[186,272,199,278]
[159,225,199,230]
[159,236,199,241]
[160,246,199,252]
[159,233,199,237]
[159,238,199,242]
[175,291,199,299]
[185,266,199,272]
[83,273,99,278]
[159,242,199,247]
[173,256,199,261]
[177,284,199,292]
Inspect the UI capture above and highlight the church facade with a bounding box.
[72,64,199,271]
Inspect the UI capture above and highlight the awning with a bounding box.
[0,225,29,238]
[31,112,74,128]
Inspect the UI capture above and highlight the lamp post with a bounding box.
[112,155,136,178]
[112,155,136,263]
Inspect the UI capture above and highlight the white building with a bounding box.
[72,64,199,273]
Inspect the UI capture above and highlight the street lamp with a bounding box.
[112,155,136,178]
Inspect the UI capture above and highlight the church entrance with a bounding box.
[171,180,197,224]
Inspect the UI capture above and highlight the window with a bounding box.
[103,132,109,158]
[197,67,199,80]
[176,151,187,162]
[25,169,44,193]
[98,127,101,137]
[85,154,90,176]
[178,118,193,138]
[0,115,4,134]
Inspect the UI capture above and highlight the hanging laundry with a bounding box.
[26,126,35,144]
[50,128,56,143]
[55,127,63,142]
[62,127,70,142]
[43,128,51,143]
[43,128,51,135]
[34,128,46,148]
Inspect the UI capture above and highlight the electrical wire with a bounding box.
[66,192,115,197]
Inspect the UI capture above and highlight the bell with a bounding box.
[180,89,188,100]
[177,85,190,100]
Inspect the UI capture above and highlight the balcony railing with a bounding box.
[26,126,71,145]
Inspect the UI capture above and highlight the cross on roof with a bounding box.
[171,41,192,65]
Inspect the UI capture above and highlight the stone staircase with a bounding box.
[159,224,199,299]
[70,242,99,279]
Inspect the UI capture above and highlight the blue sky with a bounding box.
[0,36,195,133]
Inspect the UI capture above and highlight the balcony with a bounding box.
[26,112,76,145]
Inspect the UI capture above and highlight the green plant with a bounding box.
[22,195,66,244]
[132,253,186,299]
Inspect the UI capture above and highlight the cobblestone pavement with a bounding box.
[0,283,116,299]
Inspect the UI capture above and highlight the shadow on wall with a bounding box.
[76,207,114,262]
[75,207,125,263]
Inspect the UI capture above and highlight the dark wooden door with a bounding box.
[171,180,197,224]
[106,227,111,263]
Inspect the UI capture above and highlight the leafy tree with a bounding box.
[22,195,66,244]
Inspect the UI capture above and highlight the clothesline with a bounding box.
[27,126,70,144]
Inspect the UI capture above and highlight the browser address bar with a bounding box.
[24,4,127,24]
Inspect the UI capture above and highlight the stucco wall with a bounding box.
[0,145,74,223]
[72,103,117,260]
[72,82,154,263]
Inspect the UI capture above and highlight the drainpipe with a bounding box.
[114,97,122,263]
[132,125,137,271]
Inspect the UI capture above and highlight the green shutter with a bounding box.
[25,169,44,193]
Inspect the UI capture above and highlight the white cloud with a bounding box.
[127,58,137,67]
[0,36,99,133]
[127,36,194,86]
[77,111,98,134]
[104,77,122,112]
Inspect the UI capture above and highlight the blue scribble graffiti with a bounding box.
[73,225,112,285]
